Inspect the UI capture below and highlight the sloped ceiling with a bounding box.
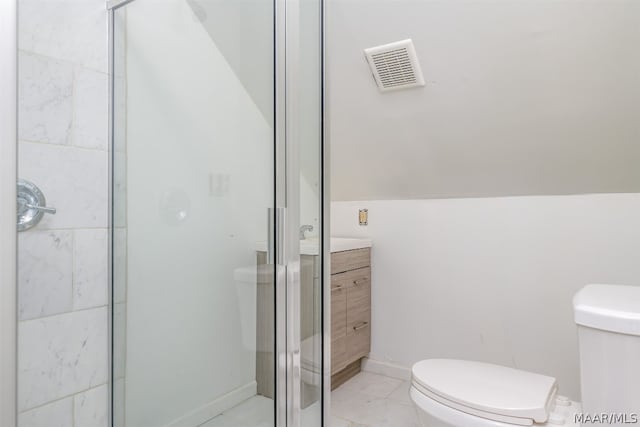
[187,0,273,124]
[186,0,322,194]
[328,0,640,201]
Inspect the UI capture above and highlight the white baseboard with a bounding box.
[166,381,257,427]
[361,357,412,381]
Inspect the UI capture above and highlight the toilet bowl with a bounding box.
[410,385,581,427]
[233,264,273,351]
[410,359,580,427]
[410,284,640,427]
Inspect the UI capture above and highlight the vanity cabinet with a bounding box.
[331,248,371,389]
[256,244,372,394]
[255,252,320,405]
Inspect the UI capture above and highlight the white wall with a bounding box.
[17,0,109,425]
[121,1,273,425]
[332,194,640,400]
[328,0,640,402]
[298,0,323,237]
[190,0,274,124]
[328,0,640,201]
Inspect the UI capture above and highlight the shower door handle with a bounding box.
[268,208,275,264]
[275,207,286,266]
[267,207,286,265]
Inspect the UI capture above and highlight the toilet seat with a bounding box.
[410,386,536,427]
[412,359,558,426]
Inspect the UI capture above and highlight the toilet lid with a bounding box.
[412,359,557,424]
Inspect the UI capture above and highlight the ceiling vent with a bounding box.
[364,39,425,93]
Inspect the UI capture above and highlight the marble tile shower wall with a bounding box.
[17,0,110,426]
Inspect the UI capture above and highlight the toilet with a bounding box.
[410,284,640,426]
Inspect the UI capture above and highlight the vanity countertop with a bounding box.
[255,237,372,255]
[329,237,372,253]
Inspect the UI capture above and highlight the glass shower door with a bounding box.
[111,0,278,425]
[110,0,324,425]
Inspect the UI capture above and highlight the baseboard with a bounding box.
[361,357,412,381]
[166,381,257,427]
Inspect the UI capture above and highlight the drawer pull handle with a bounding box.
[353,322,368,331]
[353,279,367,286]
[332,285,344,291]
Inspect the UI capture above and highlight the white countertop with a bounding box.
[329,237,373,253]
[255,237,372,255]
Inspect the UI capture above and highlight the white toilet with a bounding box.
[410,284,640,426]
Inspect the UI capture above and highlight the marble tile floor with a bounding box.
[331,372,419,427]
[199,395,323,427]
[199,371,418,427]
[199,396,273,427]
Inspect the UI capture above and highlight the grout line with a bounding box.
[18,304,108,324]
[330,414,359,427]
[72,388,76,427]
[19,382,107,415]
[386,377,408,397]
[68,227,110,231]
[27,227,111,233]
[117,25,129,407]
[18,49,109,76]
[29,226,109,232]
[71,229,77,313]
[19,138,109,153]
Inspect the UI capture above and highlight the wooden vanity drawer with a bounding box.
[331,248,370,274]
[347,322,371,361]
[332,267,370,290]
[347,306,370,332]
[332,335,348,374]
[347,271,370,329]
[331,285,347,339]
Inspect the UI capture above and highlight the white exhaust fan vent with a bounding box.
[364,39,425,92]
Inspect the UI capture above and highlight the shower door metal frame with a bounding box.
[0,0,18,425]
[274,0,291,423]
[276,0,317,425]
[276,0,301,425]
[320,0,330,423]
[277,0,328,425]
[106,7,115,427]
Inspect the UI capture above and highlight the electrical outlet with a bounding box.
[359,209,368,226]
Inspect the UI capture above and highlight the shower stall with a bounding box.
[109,0,326,425]
[2,0,326,424]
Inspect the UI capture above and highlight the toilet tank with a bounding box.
[573,284,640,417]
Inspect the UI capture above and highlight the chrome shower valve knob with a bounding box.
[17,179,56,232]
